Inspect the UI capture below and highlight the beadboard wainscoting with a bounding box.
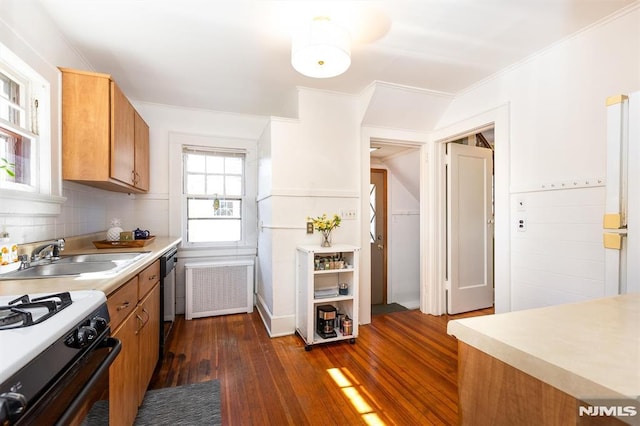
[510,186,606,310]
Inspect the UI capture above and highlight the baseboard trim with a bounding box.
[255,295,295,337]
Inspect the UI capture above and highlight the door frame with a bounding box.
[370,167,388,305]
[360,130,428,325]
[360,103,510,321]
[427,104,510,315]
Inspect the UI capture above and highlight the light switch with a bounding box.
[341,209,357,220]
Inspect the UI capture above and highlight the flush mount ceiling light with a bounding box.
[291,16,351,79]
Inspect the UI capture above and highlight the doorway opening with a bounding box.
[370,140,421,316]
[443,128,495,314]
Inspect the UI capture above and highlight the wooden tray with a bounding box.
[92,236,156,249]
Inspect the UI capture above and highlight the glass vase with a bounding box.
[320,230,332,247]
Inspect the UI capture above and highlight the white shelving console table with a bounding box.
[296,244,359,351]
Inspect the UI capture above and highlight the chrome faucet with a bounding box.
[30,238,65,262]
[18,254,30,270]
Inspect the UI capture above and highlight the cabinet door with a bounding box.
[137,283,160,406]
[111,82,135,186]
[134,111,150,191]
[61,70,111,181]
[109,311,139,426]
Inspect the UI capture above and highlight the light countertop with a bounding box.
[0,236,182,297]
[447,293,640,401]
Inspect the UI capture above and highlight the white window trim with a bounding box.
[182,146,245,245]
[0,42,65,216]
[0,122,37,193]
[169,132,257,253]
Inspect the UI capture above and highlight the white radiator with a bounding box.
[184,259,254,320]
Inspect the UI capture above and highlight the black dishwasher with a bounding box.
[160,246,178,358]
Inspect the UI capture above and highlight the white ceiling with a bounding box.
[37,0,635,117]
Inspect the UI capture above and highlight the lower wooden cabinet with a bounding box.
[137,283,160,406]
[106,260,160,425]
[109,301,139,426]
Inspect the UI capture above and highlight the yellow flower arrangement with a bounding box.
[308,213,341,247]
[308,213,341,232]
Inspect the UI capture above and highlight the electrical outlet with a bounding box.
[341,209,357,220]
[517,218,526,232]
[306,222,314,234]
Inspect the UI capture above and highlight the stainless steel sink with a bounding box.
[57,252,149,263]
[0,261,117,279]
[0,251,150,280]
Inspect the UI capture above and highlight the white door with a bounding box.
[446,143,494,314]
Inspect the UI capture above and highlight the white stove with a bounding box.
[0,290,120,425]
[0,290,106,384]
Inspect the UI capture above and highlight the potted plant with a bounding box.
[0,158,15,178]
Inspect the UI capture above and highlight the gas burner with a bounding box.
[0,292,72,330]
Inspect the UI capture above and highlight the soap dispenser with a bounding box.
[0,230,17,265]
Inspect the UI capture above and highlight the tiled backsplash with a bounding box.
[0,181,134,245]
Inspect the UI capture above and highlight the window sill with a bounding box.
[0,188,66,216]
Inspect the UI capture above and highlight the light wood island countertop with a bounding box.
[447,293,640,403]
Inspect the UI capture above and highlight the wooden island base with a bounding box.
[457,343,627,426]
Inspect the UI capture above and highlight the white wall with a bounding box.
[435,4,640,311]
[125,102,267,241]
[130,103,267,313]
[388,152,420,308]
[0,0,130,244]
[511,187,605,309]
[256,88,361,336]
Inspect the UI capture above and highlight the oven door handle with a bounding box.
[55,337,122,426]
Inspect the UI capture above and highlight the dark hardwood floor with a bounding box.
[150,307,493,425]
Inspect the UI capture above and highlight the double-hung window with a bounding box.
[183,147,245,244]
[0,68,38,190]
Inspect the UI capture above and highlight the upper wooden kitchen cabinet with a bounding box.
[60,67,149,193]
[133,110,150,191]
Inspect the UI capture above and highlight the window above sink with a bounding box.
[0,41,65,217]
